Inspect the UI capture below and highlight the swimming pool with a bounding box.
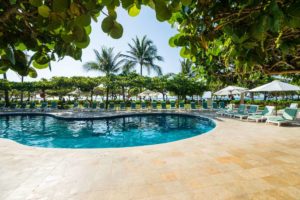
[0,114,215,148]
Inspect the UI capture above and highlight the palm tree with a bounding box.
[83,47,124,108]
[122,36,164,76]
[180,59,195,77]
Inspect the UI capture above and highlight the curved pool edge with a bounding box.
[0,111,218,150]
[0,110,217,121]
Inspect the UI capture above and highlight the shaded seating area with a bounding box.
[266,108,298,126]
[247,106,275,122]
[233,105,258,120]
[223,104,246,117]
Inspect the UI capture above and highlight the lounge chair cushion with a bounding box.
[248,114,264,120]
[267,116,288,122]
[282,108,298,120]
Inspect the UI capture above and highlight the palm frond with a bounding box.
[122,35,164,76]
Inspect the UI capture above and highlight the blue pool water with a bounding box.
[0,114,215,148]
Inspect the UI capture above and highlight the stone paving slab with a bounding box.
[0,111,299,200]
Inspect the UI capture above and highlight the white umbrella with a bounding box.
[150,92,161,97]
[214,86,247,96]
[68,88,82,96]
[249,80,300,92]
[138,90,155,97]
[249,80,300,115]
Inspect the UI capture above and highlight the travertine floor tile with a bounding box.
[0,114,299,200]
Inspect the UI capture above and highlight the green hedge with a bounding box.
[230,99,300,110]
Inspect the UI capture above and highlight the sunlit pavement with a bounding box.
[0,111,300,200]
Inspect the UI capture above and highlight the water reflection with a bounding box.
[0,114,215,148]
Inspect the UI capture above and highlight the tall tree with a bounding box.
[169,1,300,76]
[122,36,163,76]
[3,73,9,106]
[83,48,123,108]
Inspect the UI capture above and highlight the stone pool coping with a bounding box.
[1,110,300,199]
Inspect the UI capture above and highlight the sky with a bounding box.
[5,7,181,82]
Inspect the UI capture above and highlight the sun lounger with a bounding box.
[99,102,105,110]
[151,102,158,110]
[247,106,274,122]
[179,102,185,110]
[219,102,225,109]
[91,102,97,110]
[223,104,246,117]
[120,102,126,111]
[141,102,147,110]
[83,101,90,111]
[216,104,234,116]
[48,101,58,111]
[202,101,210,111]
[28,102,36,111]
[266,108,298,126]
[233,105,258,119]
[19,102,27,111]
[130,102,136,111]
[38,102,48,112]
[170,101,176,110]
[212,102,219,111]
[191,102,197,111]
[109,103,115,111]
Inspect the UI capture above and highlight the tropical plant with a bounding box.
[84,48,123,76]
[83,47,124,108]
[49,77,74,99]
[122,36,164,76]
[72,77,101,101]
[180,59,195,77]
[149,76,168,100]
[11,81,38,102]
[1,1,299,78]
[166,73,206,101]
[2,73,10,106]
[169,1,300,76]
[0,0,176,76]
[35,79,53,101]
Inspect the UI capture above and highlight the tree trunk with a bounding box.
[264,92,267,101]
[20,76,24,103]
[3,73,9,107]
[27,91,30,101]
[122,86,125,101]
[139,63,143,101]
[140,63,143,76]
[90,90,93,102]
[105,86,109,109]
[42,89,46,102]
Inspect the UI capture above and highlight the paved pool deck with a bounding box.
[0,111,300,200]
